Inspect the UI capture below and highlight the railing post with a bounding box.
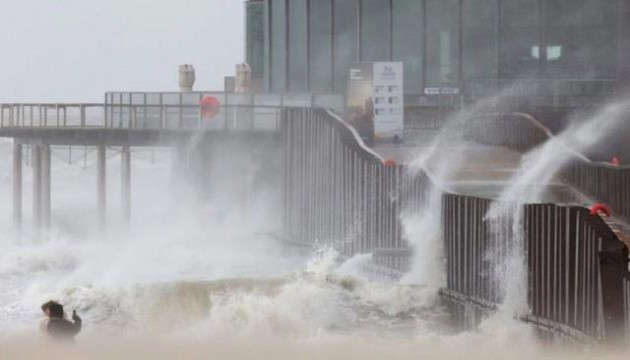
[80,105,86,128]
[9,105,14,127]
[104,93,109,128]
[178,93,183,129]
[159,94,165,129]
[55,104,60,127]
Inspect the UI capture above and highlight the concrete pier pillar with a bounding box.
[97,145,106,230]
[32,145,42,231]
[41,145,51,229]
[121,146,131,228]
[13,142,22,230]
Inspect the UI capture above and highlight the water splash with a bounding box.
[485,98,630,319]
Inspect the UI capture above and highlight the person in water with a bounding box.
[40,300,82,340]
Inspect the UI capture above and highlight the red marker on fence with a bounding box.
[200,96,221,119]
[590,203,611,217]
[384,159,397,167]
[611,156,620,166]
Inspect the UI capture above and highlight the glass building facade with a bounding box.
[255,0,626,98]
[245,0,265,78]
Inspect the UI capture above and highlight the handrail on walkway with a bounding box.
[282,106,629,344]
[465,112,630,222]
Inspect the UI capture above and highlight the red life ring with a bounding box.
[200,96,221,119]
[590,203,611,217]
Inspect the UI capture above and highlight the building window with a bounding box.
[246,1,265,78]
[392,0,423,95]
[288,0,308,92]
[583,0,618,78]
[310,0,333,93]
[542,0,583,78]
[462,0,498,85]
[426,0,460,85]
[360,0,390,62]
[334,0,358,92]
[270,0,287,92]
[500,0,540,78]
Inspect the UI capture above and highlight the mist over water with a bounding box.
[1,97,630,358]
[0,138,444,352]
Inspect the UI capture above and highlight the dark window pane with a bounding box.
[463,0,497,81]
[246,1,265,77]
[426,0,460,85]
[288,0,308,92]
[500,0,540,78]
[360,0,390,62]
[392,0,423,95]
[310,0,333,93]
[334,0,358,92]
[270,0,287,91]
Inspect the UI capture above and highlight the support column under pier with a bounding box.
[41,145,51,230]
[32,145,42,232]
[121,146,131,229]
[13,142,22,230]
[97,145,106,231]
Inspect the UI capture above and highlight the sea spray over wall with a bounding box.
[485,98,630,319]
[401,91,519,288]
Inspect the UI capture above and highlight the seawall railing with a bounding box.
[281,107,430,271]
[465,112,630,222]
[282,107,629,343]
[442,195,627,342]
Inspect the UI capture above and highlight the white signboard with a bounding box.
[373,62,404,141]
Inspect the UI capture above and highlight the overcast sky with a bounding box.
[0,0,244,103]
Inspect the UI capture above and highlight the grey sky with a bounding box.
[0,0,243,102]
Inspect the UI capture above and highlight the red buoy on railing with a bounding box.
[384,159,397,167]
[611,156,620,166]
[590,203,612,217]
[200,96,221,119]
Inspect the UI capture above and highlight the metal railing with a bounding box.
[467,78,619,109]
[105,91,344,131]
[0,104,103,128]
[282,106,629,343]
[0,92,346,132]
[281,108,430,270]
[442,194,626,342]
[465,112,630,222]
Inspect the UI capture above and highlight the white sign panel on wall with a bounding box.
[372,62,404,142]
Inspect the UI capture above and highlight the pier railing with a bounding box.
[442,195,627,342]
[0,92,345,132]
[0,104,104,128]
[281,108,430,270]
[467,78,618,109]
[465,112,630,222]
[283,107,629,343]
